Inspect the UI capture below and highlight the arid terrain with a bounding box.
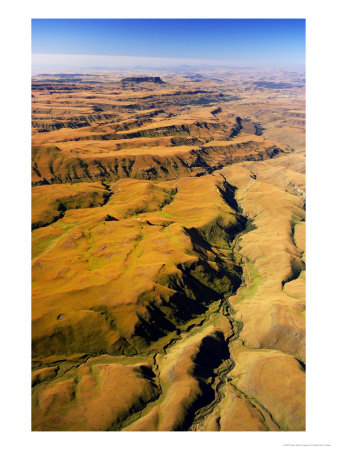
[31,69,305,431]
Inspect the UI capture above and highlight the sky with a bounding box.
[31,19,305,70]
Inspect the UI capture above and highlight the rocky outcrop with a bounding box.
[121,76,165,84]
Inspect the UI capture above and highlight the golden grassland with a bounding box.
[31,70,305,431]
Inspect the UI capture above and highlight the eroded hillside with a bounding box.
[31,69,305,431]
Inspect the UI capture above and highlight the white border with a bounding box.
[1,1,337,449]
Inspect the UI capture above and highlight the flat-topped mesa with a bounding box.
[121,76,165,84]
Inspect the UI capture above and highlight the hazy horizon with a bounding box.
[32,19,305,73]
[31,53,305,75]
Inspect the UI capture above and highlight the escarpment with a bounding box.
[32,115,291,185]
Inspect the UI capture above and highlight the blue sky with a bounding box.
[32,19,305,68]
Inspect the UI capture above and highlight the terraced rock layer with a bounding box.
[32,115,291,185]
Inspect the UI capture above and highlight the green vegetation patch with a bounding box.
[235,261,262,304]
